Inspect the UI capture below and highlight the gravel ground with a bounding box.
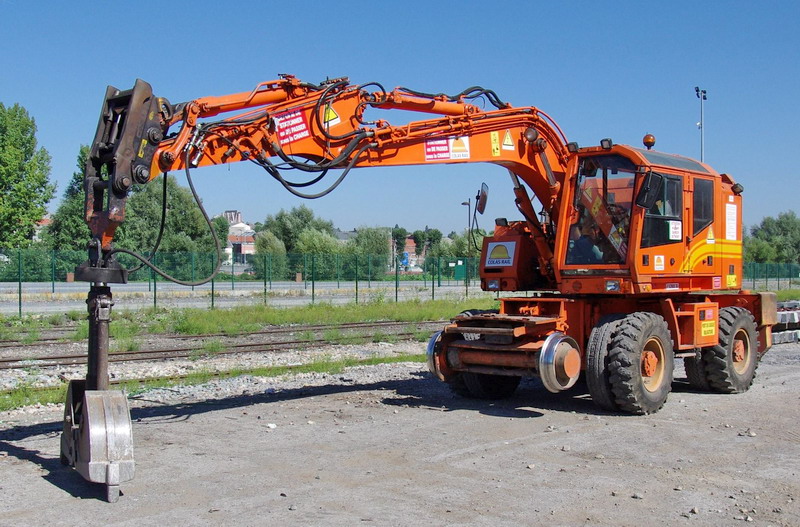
[0,342,799,526]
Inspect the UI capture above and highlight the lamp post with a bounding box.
[695,86,707,162]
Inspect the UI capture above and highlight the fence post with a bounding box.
[431,259,435,301]
[152,254,158,310]
[211,253,216,309]
[17,249,22,318]
[368,255,372,288]
[311,254,316,304]
[263,254,268,304]
[465,257,469,298]
[303,254,308,289]
[336,253,340,289]
[231,259,235,290]
[268,253,273,290]
[355,254,359,304]
[51,249,56,294]
[395,255,400,302]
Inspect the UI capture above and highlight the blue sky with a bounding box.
[1,1,798,236]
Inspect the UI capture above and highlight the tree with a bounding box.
[295,228,341,255]
[260,205,334,253]
[391,225,408,260]
[746,211,800,263]
[116,175,220,254]
[253,230,287,280]
[0,103,55,248]
[347,226,390,258]
[45,145,91,250]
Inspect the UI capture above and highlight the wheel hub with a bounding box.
[641,350,659,378]
[733,340,746,363]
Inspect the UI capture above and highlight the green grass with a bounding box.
[775,289,800,302]
[0,354,426,412]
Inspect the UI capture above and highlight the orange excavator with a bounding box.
[62,75,777,500]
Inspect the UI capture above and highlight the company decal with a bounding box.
[425,137,470,161]
[665,282,680,290]
[654,255,665,272]
[726,274,738,288]
[274,110,310,145]
[701,321,716,337]
[485,242,516,267]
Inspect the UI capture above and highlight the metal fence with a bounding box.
[0,249,485,316]
[2,248,798,317]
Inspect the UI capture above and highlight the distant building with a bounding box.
[221,210,243,225]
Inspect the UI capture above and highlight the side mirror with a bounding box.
[635,171,663,209]
[476,183,489,215]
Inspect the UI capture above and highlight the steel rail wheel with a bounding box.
[703,307,758,393]
[608,312,674,414]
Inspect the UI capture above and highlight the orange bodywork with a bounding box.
[83,74,773,390]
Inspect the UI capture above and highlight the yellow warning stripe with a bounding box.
[681,239,742,270]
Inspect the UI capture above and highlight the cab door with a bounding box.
[639,173,686,288]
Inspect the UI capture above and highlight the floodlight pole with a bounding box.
[695,86,707,162]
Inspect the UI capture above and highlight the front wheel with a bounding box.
[608,312,674,414]
[703,307,758,393]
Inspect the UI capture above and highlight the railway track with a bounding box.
[0,320,443,370]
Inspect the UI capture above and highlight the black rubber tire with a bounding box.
[586,314,626,411]
[449,372,520,399]
[608,312,675,415]
[703,307,758,393]
[683,355,711,391]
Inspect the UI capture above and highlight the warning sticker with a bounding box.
[425,137,470,161]
[654,255,665,272]
[669,220,682,241]
[706,226,715,245]
[323,104,340,127]
[727,274,737,288]
[713,276,722,289]
[485,242,516,267]
[502,130,515,150]
[274,110,310,145]
[701,321,716,337]
[490,131,501,157]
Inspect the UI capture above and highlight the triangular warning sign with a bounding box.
[707,226,715,244]
[323,105,340,126]
[502,130,514,150]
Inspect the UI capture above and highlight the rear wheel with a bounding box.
[608,312,674,414]
[703,307,758,393]
[683,354,711,391]
[585,314,625,411]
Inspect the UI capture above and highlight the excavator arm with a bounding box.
[81,75,573,285]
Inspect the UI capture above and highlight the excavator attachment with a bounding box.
[60,380,135,503]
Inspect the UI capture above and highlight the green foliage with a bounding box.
[0,103,55,248]
[117,175,218,254]
[391,225,408,259]
[44,145,90,250]
[296,228,341,255]
[746,211,800,263]
[258,205,334,253]
[253,230,288,280]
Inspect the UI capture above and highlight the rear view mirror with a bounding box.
[635,171,663,209]
[476,183,488,215]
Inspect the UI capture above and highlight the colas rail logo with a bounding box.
[485,242,516,266]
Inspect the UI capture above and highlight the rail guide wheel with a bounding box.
[60,380,135,502]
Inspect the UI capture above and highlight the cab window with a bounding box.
[693,178,714,236]
[641,175,682,248]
